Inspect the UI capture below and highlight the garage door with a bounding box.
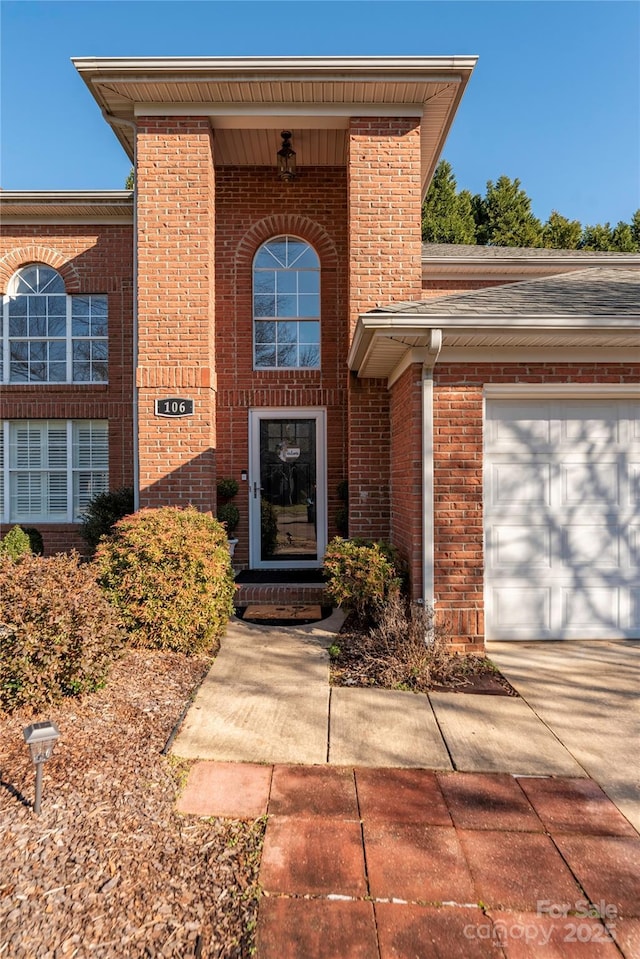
[485,398,640,640]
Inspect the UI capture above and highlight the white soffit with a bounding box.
[72,56,477,194]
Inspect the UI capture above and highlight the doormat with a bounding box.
[236,604,333,626]
[234,569,326,584]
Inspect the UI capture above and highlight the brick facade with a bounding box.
[136,117,217,513]
[0,225,134,555]
[347,118,423,539]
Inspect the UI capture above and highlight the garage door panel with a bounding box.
[562,587,620,630]
[492,587,552,634]
[561,525,620,568]
[485,398,640,640]
[561,462,619,505]
[492,462,551,506]
[492,524,552,568]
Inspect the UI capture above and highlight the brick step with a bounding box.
[233,582,328,609]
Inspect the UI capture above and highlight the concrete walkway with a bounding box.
[171,615,640,828]
[172,618,640,958]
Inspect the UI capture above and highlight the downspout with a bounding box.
[422,330,442,607]
[102,111,140,510]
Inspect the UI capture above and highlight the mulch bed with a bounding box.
[330,621,519,697]
[0,649,265,959]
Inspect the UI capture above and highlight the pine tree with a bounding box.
[475,176,543,247]
[421,160,477,243]
[542,210,582,249]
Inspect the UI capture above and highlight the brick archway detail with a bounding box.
[0,247,81,293]
[235,216,338,270]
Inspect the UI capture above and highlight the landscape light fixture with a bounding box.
[23,721,60,815]
[277,131,297,182]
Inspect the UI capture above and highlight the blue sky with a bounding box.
[1,0,638,226]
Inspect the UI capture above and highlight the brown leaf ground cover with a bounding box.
[0,650,265,959]
[330,603,518,697]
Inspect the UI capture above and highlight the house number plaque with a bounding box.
[154,397,195,418]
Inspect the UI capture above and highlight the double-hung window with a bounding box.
[0,420,108,523]
[2,264,108,383]
[253,236,320,369]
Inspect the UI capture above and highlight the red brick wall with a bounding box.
[213,167,348,566]
[432,362,640,650]
[136,117,217,512]
[390,364,423,594]
[347,117,423,540]
[0,225,134,555]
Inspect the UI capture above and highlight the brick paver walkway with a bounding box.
[178,762,640,958]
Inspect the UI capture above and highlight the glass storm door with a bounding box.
[249,410,326,569]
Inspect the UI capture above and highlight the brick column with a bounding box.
[135,117,216,511]
[346,117,422,540]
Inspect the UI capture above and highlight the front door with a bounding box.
[249,409,326,568]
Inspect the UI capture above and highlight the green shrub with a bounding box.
[0,525,33,560]
[20,526,44,555]
[217,502,240,536]
[80,486,135,553]
[217,477,239,500]
[0,552,124,712]
[94,506,235,653]
[261,499,279,558]
[323,537,403,623]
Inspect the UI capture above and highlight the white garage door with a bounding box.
[485,398,640,640]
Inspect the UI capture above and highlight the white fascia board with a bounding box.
[1,216,134,225]
[134,103,423,123]
[0,190,133,201]
[363,312,640,329]
[73,55,477,75]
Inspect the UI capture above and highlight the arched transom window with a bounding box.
[3,264,108,383]
[253,236,320,369]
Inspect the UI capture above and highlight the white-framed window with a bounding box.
[2,264,108,384]
[0,420,108,523]
[253,236,320,369]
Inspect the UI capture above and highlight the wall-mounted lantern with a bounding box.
[23,721,60,815]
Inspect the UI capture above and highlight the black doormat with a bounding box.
[235,569,326,584]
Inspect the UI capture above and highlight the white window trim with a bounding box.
[2,267,108,385]
[1,419,108,524]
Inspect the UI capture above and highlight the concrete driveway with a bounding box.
[487,640,640,832]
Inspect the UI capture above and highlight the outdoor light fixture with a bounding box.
[277,131,296,182]
[23,721,60,815]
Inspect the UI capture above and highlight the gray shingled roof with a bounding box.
[421,243,638,260]
[373,267,640,317]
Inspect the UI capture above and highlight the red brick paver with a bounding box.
[437,771,543,832]
[177,763,640,957]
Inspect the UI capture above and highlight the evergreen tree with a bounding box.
[610,220,638,252]
[421,160,477,243]
[542,210,582,249]
[579,222,615,251]
[125,167,135,189]
[475,176,543,247]
[631,209,640,247]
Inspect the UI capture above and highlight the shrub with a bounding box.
[94,506,235,653]
[0,525,33,560]
[80,486,135,553]
[323,537,403,623]
[217,502,240,536]
[20,526,44,555]
[0,552,124,712]
[217,477,239,500]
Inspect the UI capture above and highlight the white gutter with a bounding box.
[421,331,442,608]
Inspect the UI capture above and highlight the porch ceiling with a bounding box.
[72,56,477,197]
